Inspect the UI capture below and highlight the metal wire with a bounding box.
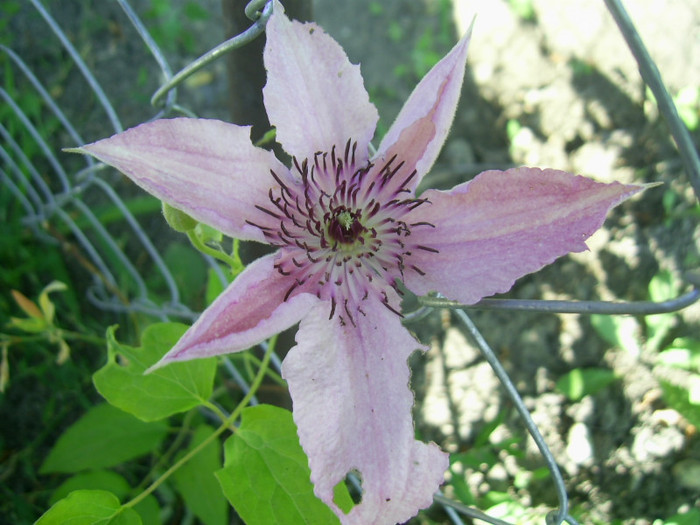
[418,284,700,315]
[454,308,577,525]
[28,0,123,134]
[603,0,700,199]
[150,0,274,108]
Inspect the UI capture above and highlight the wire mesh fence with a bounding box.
[2,0,699,524]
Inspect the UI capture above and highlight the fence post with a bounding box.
[221,0,313,142]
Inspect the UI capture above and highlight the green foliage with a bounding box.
[659,381,700,429]
[36,490,142,525]
[447,411,544,515]
[49,471,160,525]
[411,30,444,78]
[589,271,680,356]
[569,58,595,77]
[37,490,142,525]
[216,404,349,525]
[645,271,678,351]
[254,127,278,147]
[556,368,619,401]
[162,242,209,307]
[143,0,210,55]
[661,187,700,225]
[6,281,74,366]
[389,0,452,81]
[506,119,522,142]
[673,86,700,131]
[172,425,228,525]
[93,324,217,421]
[588,271,700,449]
[206,267,228,306]
[507,0,536,21]
[590,314,642,356]
[656,336,700,426]
[1,58,61,171]
[49,470,131,506]
[660,507,700,525]
[161,202,198,233]
[657,337,700,371]
[484,499,539,523]
[369,1,384,16]
[40,403,168,473]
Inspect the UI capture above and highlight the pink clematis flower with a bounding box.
[75,2,641,523]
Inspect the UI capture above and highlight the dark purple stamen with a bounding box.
[250,138,438,319]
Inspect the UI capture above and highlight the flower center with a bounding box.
[246,139,437,325]
[328,208,364,244]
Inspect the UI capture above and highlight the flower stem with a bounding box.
[123,336,277,509]
[187,230,237,269]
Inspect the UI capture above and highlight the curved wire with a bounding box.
[150,0,274,108]
[603,0,700,198]
[418,285,700,315]
[115,0,177,115]
[454,309,575,525]
[29,0,123,133]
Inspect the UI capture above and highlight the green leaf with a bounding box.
[648,270,677,302]
[689,375,700,405]
[163,243,207,306]
[36,489,141,525]
[50,471,131,505]
[93,324,217,421]
[658,338,700,372]
[484,499,531,522]
[590,315,641,356]
[11,289,43,319]
[664,508,700,525]
[38,280,68,324]
[162,202,198,233]
[660,380,700,429]
[40,404,168,474]
[556,368,619,401]
[172,425,228,525]
[215,405,347,525]
[673,86,700,131]
[49,471,161,525]
[646,312,675,351]
[7,315,47,333]
[196,223,223,245]
[645,271,678,350]
[507,0,535,20]
[206,267,227,307]
[184,1,210,21]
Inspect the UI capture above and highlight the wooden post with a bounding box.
[221,0,313,141]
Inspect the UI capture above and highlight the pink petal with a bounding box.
[151,252,318,370]
[282,297,448,525]
[375,28,472,189]
[404,168,643,304]
[263,1,378,162]
[78,118,290,242]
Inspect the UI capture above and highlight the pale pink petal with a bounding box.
[78,118,290,242]
[282,296,448,525]
[374,28,472,189]
[404,168,643,304]
[151,252,318,370]
[263,1,378,162]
